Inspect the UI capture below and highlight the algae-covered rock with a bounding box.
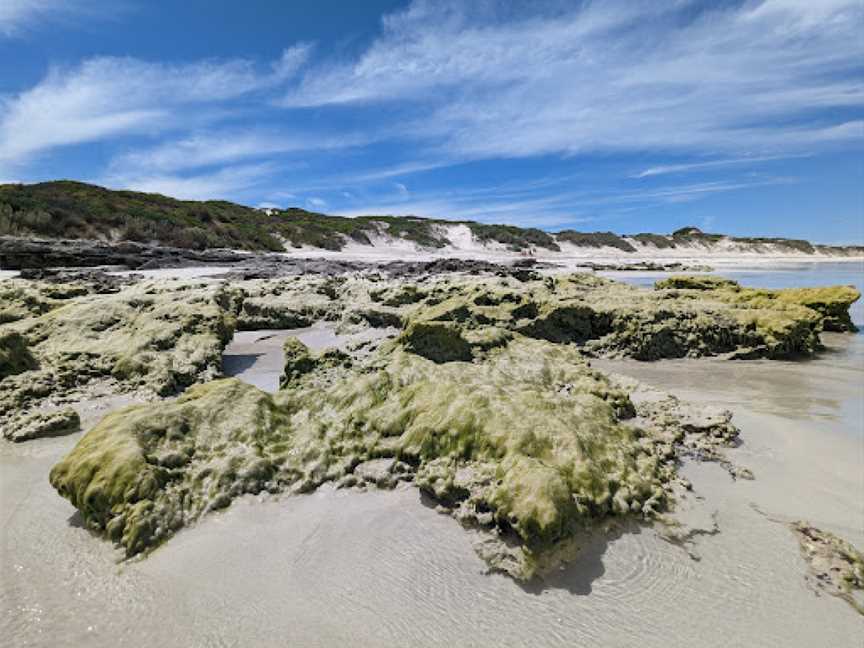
[655,275,860,335]
[52,339,672,577]
[0,330,37,378]
[775,286,860,332]
[655,275,740,291]
[792,522,864,615]
[399,321,473,363]
[41,268,861,579]
[280,337,351,389]
[49,379,292,556]
[3,407,80,442]
[11,280,234,396]
[0,282,64,324]
[396,273,844,361]
[280,337,318,386]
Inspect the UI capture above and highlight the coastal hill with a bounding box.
[0,180,860,257]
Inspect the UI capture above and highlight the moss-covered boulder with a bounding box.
[51,339,675,578]
[49,379,292,556]
[655,275,739,291]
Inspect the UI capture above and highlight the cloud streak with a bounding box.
[632,154,812,178]
[283,0,864,158]
[0,52,307,167]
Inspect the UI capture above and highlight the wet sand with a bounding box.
[2,267,863,647]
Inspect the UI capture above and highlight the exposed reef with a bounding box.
[48,339,741,578]
[1,266,856,581]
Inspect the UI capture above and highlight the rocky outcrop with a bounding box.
[400,274,858,361]
[575,261,713,272]
[0,236,247,271]
[655,275,860,333]
[0,278,236,440]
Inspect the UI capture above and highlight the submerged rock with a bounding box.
[791,522,864,615]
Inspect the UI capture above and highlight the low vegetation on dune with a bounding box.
[556,230,636,252]
[3,181,861,256]
[2,266,851,578]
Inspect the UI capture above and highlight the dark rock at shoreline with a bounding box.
[18,268,142,293]
[576,261,714,272]
[0,236,247,271]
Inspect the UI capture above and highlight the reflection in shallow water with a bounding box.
[595,333,863,438]
[222,324,394,393]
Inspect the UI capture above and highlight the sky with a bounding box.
[0,0,862,243]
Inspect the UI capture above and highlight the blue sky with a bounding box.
[0,0,862,243]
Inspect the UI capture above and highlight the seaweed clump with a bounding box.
[792,522,864,615]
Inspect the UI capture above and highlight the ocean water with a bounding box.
[1,264,863,648]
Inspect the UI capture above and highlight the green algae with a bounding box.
[50,338,678,577]
[49,379,292,556]
[792,522,864,616]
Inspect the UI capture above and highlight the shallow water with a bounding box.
[222,324,395,393]
[2,265,864,647]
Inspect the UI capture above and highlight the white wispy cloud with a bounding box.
[333,175,789,227]
[632,154,812,178]
[282,0,864,158]
[0,52,307,168]
[0,0,124,36]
